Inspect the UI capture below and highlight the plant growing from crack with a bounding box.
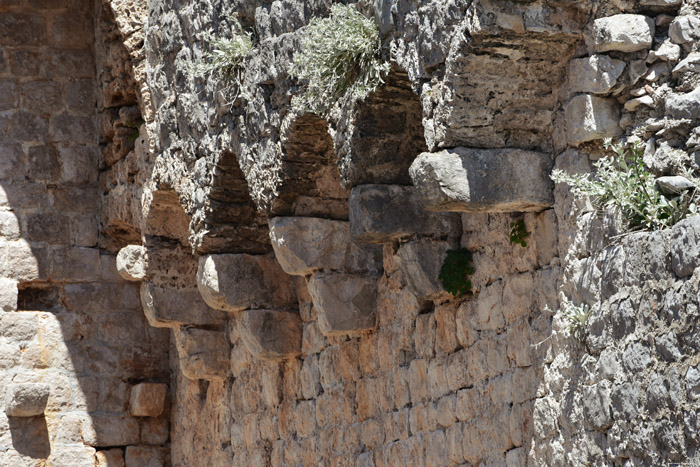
[551,140,699,232]
[560,303,590,342]
[438,248,475,297]
[290,4,390,116]
[510,218,530,248]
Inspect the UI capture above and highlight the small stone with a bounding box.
[629,60,648,85]
[686,365,700,400]
[655,176,696,196]
[630,88,647,97]
[129,383,167,417]
[307,273,377,336]
[568,55,626,94]
[672,52,700,75]
[669,15,700,44]
[669,216,700,278]
[646,373,668,411]
[582,382,612,430]
[586,14,655,53]
[565,95,621,146]
[666,87,700,120]
[409,147,554,212]
[654,40,681,62]
[611,382,640,420]
[238,309,302,360]
[116,245,147,281]
[623,342,652,373]
[5,383,50,417]
[644,62,669,82]
[624,95,654,111]
[124,446,168,467]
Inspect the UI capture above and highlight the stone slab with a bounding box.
[398,239,455,300]
[409,148,553,213]
[238,309,302,360]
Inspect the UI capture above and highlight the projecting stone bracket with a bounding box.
[397,238,458,301]
[409,147,554,213]
[238,309,303,360]
[349,184,461,244]
[173,327,230,381]
[307,273,377,336]
[140,282,226,328]
[5,383,50,417]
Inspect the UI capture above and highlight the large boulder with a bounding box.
[307,273,377,336]
[409,148,553,212]
[349,185,461,243]
[197,254,296,312]
[268,217,382,276]
[238,309,302,360]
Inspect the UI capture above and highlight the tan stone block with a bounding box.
[124,446,168,467]
[10,111,48,142]
[21,80,63,113]
[356,377,378,421]
[300,356,321,400]
[383,408,410,443]
[173,327,229,381]
[502,272,534,323]
[361,418,384,450]
[428,360,449,400]
[393,365,411,409]
[50,246,101,282]
[82,414,139,447]
[141,283,226,328]
[129,383,167,417]
[0,312,37,341]
[425,430,447,467]
[100,377,129,412]
[0,142,23,180]
[0,12,46,46]
[5,240,49,282]
[50,114,97,144]
[295,400,317,439]
[359,333,378,376]
[435,304,459,355]
[415,313,436,359]
[47,446,97,466]
[5,383,50,417]
[507,320,532,368]
[307,272,377,336]
[238,309,302,360]
[260,363,282,408]
[338,339,360,382]
[408,359,429,403]
[446,422,464,464]
[437,395,457,428]
[409,402,437,433]
[95,448,125,467]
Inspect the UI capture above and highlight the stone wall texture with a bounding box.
[1,0,700,466]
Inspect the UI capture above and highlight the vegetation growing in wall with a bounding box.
[187,18,253,106]
[290,4,390,116]
[509,218,530,248]
[560,303,590,342]
[551,140,699,231]
[439,248,475,297]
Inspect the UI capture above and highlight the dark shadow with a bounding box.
[8,416,51,458]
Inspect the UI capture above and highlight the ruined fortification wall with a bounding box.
[1,0,700,466]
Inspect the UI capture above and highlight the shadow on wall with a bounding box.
[0,0,170,464]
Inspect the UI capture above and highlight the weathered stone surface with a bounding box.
[140,282,226,328]
[349,184,461,243]
[0,278,18,312]
[197,254,296,312]
[124,446,168,467]
[569,55,626,95]
[409,148,553,213]
[665,88,700,120]
[669,15,700,44]
[116,245,147,281]
[82,414,140,447]
[268,217,382,276]
[307,273,377,336]
[238,309,302,360]
[565,95,621,145]
[586,14,654,53]
[669,216,700,278]
[655,176,695,196]
[672,52,700,75]
[397,239,453,300]
[129,383,167,417]
[95,449,125,467]
[5,383,50,417]
[174,327,230,380]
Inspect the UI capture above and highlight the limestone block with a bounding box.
[140,283,226,328]
[669,15,700,44]
[349,185,461,243]
[409,148,553,212]
[173,327,230,380]
[670,216,700,278]
[95,449,125,467]
[568,55,626,94]
[665,88,700,120]
[5,383,50,417]
[124,446,168,467]
[586,14,654,53]
[116,245,147,281]
[238,309,302,360]
[307,273,377,336]
[141,418,169,445]
[0,278,17,312]
[129,383,167,417]
[268,217,382,276]
[397,239,453,300]
[564,94,621,146]
[197,254,296,312]
[82,414,140,447]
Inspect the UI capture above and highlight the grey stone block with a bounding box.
[569,55,626,94]
[409,148,553,213]
[197,254,296,312]
[564,95,621,146]
[397,239,454,300]
[140,282,226,328]
[268,217,382,276]
[238,309,302,360]
[5,383,50,417]
[669,216,700,278]
[307,273,377,336]
[586,14,654,53]
[665,87,700,120]
[669,15,700,44]
[349,184,460,243]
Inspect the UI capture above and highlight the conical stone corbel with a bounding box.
[140,282,226,328]
[306,273,377,336]
[238,309,302,360]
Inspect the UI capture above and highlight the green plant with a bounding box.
[509,219,530,248]
[290,4,390,116]
[186,17,253,106]
[551,140,699,232]
[124,118,144,141]
[560,303,590,341]
[438,248,475,297]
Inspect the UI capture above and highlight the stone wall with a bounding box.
[0,0,170,465]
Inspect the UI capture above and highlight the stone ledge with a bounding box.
[409,148,554,213]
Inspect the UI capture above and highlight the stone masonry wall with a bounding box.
[0,1,170,465]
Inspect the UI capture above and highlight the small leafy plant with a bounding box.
[551,140,699,232]
[290,4,390,116]
[187,17,253,106]
[560,303,590,342]
[439,248,475,297]
[509,219,530,248]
